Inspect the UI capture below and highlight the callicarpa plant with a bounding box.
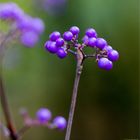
[0,2,66,140]
[44,26,119,140]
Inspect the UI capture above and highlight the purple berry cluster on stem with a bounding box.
[36,108,67,130]
[20,108,67,131]
[0,2,45,47]
[43,26,119,140]
[44,26,119,70]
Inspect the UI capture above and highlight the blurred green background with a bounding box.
[0,0,139,140]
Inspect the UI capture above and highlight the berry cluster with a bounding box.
[0,2,45,47]
[44,26,119,70]
[21,108,67,130]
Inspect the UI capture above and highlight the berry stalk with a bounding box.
[0,37,17,140]
[0,72,17,140]
[44,26,119,140]
[65,49,83,140]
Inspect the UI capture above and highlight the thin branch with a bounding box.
[68,49,77,55]
[0,76,17,140]
[17,125,30,140]
[0,29,17,48]
[84,53,96,58]
[65,49,83,140]
[0,30,18,140]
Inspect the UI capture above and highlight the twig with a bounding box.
[65,48,83,140]
[85,53,96,58]
[0,75,17,140]
[17,125,30,140]
[68,49,77,55]
[0,30,18,140]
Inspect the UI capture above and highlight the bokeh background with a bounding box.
[0,0,139,140]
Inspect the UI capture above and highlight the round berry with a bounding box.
[20,31,38,47]
[53,116,67,130]
[108,50,119,62]
[82,35,89,45]
[36,108,52,123]
[86,28,97,38]
[0,3,23,21]
[44,40,51,49]
[32,18,45,34]
[98,58,113,70]
[63,31,73,41]
[103,45,113,52]
[49,31,61,41]
[56,38,64,47]
[88,37,96,47]
[45,41,58,53]
[57,48,67,59]
[95,38,107,49]
[70,26,80,35]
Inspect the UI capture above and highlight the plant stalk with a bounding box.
[0,73,17,140]
[65,49,83,140]
[0,38,17,139]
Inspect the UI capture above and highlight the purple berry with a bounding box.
[44,40,51,48]
[103,45,113,52]
[98,58,113,70]
[36,108,52,123]
[88,37,96,47]
[32,18,45,34]
[49,31,61,41]
[63,31,73,41]
[17,15,32,31]
[82,35,89,45]
[95,38,107,49]
[17,15,45,34]
[53,116,67,130]
[20,31,39,47]
[108,50,119,62]
[0,2,23,21]
[86,28,97,38]
[45,41,58,53]
[56,38,64,47]
[57,48,67,59]
[70,26,80,35]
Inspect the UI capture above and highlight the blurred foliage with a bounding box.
[0,0,139,140]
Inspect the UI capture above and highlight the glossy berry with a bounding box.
[36,108,52,123]
[44,40,51,49]
[108,50,119,62]
[82,35,89,45]
[53,116,67,130]
[56,38,64,47]
[49,31,61,41]
[63,31,73,41]
[98,58,113,70]
[88,37,96,47]
[103,45,113,52]
[57,48,67,59]
[45,41,58,53]
[44,26,119,70]
[86,28,97,38]
[70,26,80,35]
[95,38,107,49]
